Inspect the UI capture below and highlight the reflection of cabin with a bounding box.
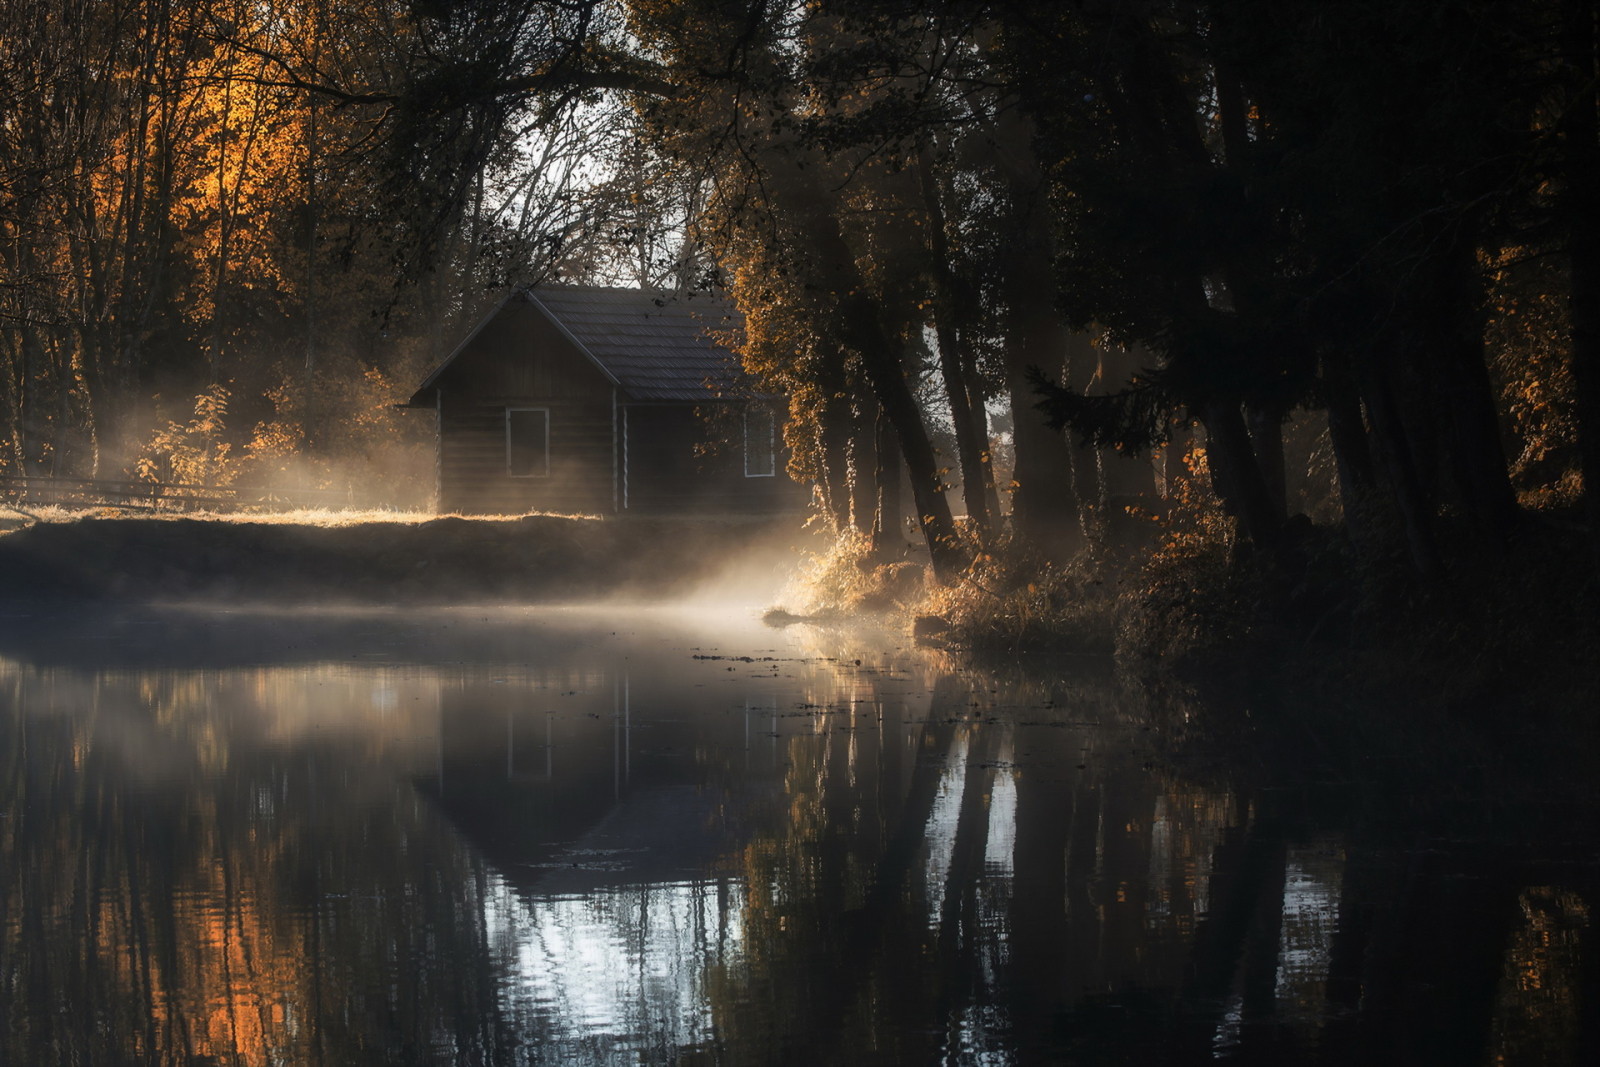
[421,672,773,894]
[403,285,805,517]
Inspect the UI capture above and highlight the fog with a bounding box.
[0,510,820,614]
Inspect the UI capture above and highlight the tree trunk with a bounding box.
[1199,400,1285,552]
[814,393,854,531]
[1246,404,1289,521]
[813,349,856,531]
[766,157,966,579]
[1565,0,1600,553]
[850,399,878,533]
[1001,233,1083,555]
[871,407,904,556]
[1062,331,1106,545]
[965,353,1002,522]
[1095,340,1160,511]
[1006,357,1083,554]
[918,145,994,538]
[839,290,966,577]
[1363,370,1441,578]
[1322,354,1380,539]
[304,2,323,383]
[1428,242,1519,543]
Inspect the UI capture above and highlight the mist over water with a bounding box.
[0,606,1591,1065]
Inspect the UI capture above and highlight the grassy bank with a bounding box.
[6,507,1594,733]
[0,511,810,605]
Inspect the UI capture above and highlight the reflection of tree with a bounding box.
[1490,887,1590,1066]
[0,662,524,1065]
[700,657,1253,1062]
[483,878,744,1063]
[7,643,1588,1064]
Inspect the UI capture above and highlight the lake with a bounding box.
[0,605,1592,1065]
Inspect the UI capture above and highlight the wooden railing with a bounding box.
[0,474,354,513]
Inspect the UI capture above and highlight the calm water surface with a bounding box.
[0,605,1592,1065]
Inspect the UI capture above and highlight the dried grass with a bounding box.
[917,532,1118,653]
[0,505,608,529]
[774,528,926,617]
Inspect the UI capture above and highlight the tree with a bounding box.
[622,0,973,577]
[1015,0,1552,573]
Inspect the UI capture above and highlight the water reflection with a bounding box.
[0,607,1592,1064]
[490,881,741,1062]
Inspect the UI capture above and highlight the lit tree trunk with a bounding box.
[871,406,903,555]
[767,157,967,579]
[919,144,994,538]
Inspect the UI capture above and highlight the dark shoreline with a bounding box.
[0,514,809,606]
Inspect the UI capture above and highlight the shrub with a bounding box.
[777,527,926,617]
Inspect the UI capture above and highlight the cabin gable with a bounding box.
[429,296,613,405]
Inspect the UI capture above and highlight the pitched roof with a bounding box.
[410,284,755,405]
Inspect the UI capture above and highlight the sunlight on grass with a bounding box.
[772,529,925,618]
[0,506,616,529]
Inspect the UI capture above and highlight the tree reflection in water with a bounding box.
[0,606,1592,1065]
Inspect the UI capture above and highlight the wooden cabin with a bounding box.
[404,285,805,517]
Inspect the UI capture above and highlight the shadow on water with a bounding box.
[0,604,1594,1065]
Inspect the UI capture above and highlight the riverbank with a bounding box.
[0,511,810,605]
[4,509,1594,731]
[872,515,1600,853]
[1117,514,1599,720]
[785,513,1600,746]
[4,507,1594,840]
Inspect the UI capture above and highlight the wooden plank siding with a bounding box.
[621,405,797,515]
[439,396,614,515]
[434,298,618,515]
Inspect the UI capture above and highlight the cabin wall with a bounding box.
[431,297,617,515]
[439,395,614,515]
[622,404,806,516]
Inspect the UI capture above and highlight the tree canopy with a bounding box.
[3,0,1596,584]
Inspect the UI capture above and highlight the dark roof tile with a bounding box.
[409,284,762,406]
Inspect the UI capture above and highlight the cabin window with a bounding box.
[506,408,550,477]
[744,404,776,478]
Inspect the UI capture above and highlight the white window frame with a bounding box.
[506,407,550,478]
[744,404,777,478]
